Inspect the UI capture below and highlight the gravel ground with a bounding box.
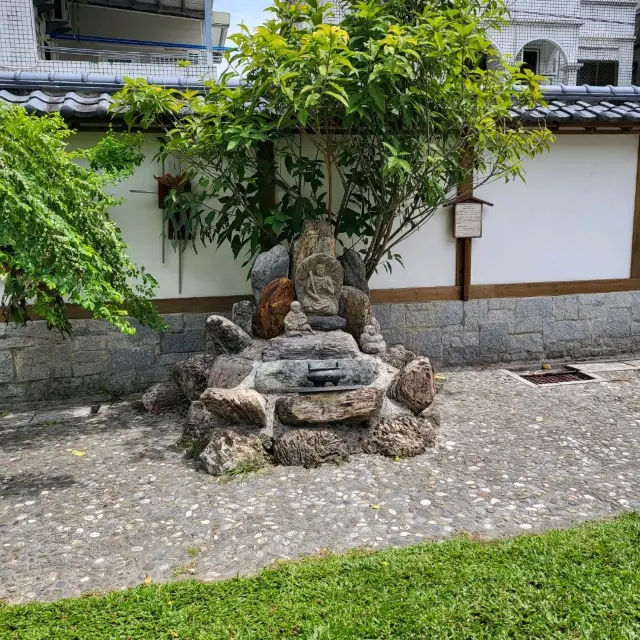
[1,367,640,604]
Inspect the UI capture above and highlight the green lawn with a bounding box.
[2,514,640,639]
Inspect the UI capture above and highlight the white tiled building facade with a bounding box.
[0,0,229,80]
[489,0,639,86]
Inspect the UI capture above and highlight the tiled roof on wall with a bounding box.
[2,73,640,124]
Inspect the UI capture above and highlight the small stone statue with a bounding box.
[302,263,339,315]
[284,301,315,337]
[359,324,386,355]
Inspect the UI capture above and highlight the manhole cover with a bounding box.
[520,370,594,385]
[506,366,602,387]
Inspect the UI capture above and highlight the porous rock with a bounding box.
[339,286,372,340]
[339,248,369,295]
[383,344,417,370]
[307,315,347,331]
[292,220,336,275]
[251,244,290,302]
[362,415,437,458]
[205,315,252,355]
[273,429,349,468]
[276,387,383,426]
[231,300,256,336]
[182,401,220,454]
[142,381,185,412]
[254,358,379,394]
[199,429,267,476]
[387,357,436,414]
[201,388,267,427]
[255,277,295,339]
[263,330,360,361]
[173,354,215,401]
[207,355,253,389]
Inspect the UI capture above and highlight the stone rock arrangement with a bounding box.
[143,222,440,474]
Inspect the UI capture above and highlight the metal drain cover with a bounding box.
[507,365,602,387]
[520,370,594,385]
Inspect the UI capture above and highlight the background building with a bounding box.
[0,0,230,81]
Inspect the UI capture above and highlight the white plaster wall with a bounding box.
[473,135,638,285]
[367,210,458,289]
[75,132,252,299]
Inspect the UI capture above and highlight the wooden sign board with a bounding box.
[454,202,483,238]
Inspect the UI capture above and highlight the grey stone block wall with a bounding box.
[0,313,213,408]
[374,291,640,368]
[2,291,640,406]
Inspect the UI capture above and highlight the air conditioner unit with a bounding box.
[45,0,71,35]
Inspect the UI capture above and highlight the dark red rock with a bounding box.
[255,277,295,339]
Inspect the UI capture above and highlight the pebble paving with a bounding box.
[1,367,640,604]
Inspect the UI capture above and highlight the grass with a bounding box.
[2,514,640,639]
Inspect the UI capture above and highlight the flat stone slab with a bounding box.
[263,330,360,362]
[276,387,383,426]
[571,362,636,373]
[254,358,379,394]
[307,315,347,331]
[2,367,640,604]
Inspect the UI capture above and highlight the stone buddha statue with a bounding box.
[302,263,339,316]
[359,324,386,355]
[284,301,315,337]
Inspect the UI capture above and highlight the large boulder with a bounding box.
[339,248,369,295]
[207,355,253,389]
[182,401,220,457]
[273,429,349,468]
[142,382,185,412]
[276,387,383,426]
[387,357,436,414]
[205,315,252,355]
[339,286,372,340]
[292,220,336,276]
[173,354,215,401]
[200,388,267,427]
[383,344,417,370]
[255,277,295,339]
[231,300,256,336]
[251,245,290,302]
[362,415,437,458]
[199,429,268,476]
[263,330,360,361]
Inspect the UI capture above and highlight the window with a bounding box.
[577,60,619,86]
[522,49,539,74]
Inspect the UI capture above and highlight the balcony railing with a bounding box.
[37,44,221,79]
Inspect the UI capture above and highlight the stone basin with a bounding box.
[254,357,379,394]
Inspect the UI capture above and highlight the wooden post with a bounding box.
[456,153,474,300]
[257,141,276,251]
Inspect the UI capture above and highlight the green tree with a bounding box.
[0,105,163,334]
[114,0,553,278]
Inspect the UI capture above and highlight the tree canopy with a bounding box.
[0,105,163,334]
[114,0,553,278]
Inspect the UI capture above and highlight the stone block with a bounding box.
[463,332,479,347]
[553,296,579,321]
[0,351,14,383]
[72,334,107,352]
[72,350,110,377]
[69,319,109,335]
[579,303,607,320]
[380,327,413,349]
[406,301,463,328]
[407,328,443,359]
[509,333,544,354]
[514,317,542,334]
[157,352,194,367]
[138,365,174,387]
[515,297,553,318]
[13,344,72,382]
[488,298,517,311]
[605,308,631,339]
[161,331,205,354]
[109,346,156,371]
[161,314,185,333]
[372,304,406,329]
[544,319,591,343]
[487,309,516,325]
[461,301,480,331]
[107,322,160,348]
[0,336,37,349]
[478,324,510,354]
[183,313,212,332]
